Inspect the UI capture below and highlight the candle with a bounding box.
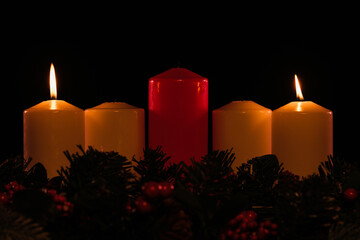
[85,102,145,161]
[149,68,208,165]
[23,63,84,178]
[272,75,333,176]
[213,101,272,168]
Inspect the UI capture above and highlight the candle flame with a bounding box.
[295,74,304,100]
[50,63,57,100]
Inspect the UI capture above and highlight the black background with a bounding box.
[1,7,358,161]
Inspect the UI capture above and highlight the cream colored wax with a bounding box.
[272,101,333,176]
[213,101,272,168]
[85,102,145,161]
[23,100,85,178]
[272,75,333,176]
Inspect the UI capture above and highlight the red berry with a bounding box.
[0,192,10,204]
[47,189,57,196]
[56,204,63,211]
[53,195,61,202]
[344,188,358,201]
[57,195,67,203]
[248,221,258,229]
[229,218,238,226]
[125,201,135,214]
[158,182,174,197]
[240,222,248,230]
[250,232,259,240]
[240,232,248,240]
[4,184,11,191]
[236,213,245,221]
[244,210,257,221]
[226,229,233,237]
[135,196,153,213]
[263,220,272,228]
[270,223,278,230]
[63,204,70,212]
[142,181,160,199]
[10,181,18,188]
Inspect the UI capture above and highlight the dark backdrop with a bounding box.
[1,10,358,161]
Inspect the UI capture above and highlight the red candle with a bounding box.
[149,68,208,165]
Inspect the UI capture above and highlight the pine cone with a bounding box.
[156,209,192,240]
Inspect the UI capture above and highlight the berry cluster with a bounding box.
[0,181,25,204]
[45,189,74,216]
[129,181,175,213]
[222,210,278,240]
[0,181,74,217]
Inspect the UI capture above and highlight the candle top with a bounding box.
[275,101,332,113]
[214,100,271,112]
[24,100,83,112]
[87,102,142,110]
[150,68,207,81]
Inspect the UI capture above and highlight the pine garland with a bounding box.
[0,147,359,240]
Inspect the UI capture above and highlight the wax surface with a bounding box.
[85,102,145,161]
[213,101,272,168]
[149,68,208,164]
[23,100,84,178]
[272,101,333,176]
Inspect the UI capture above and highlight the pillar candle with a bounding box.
[272,75,333,176]
[85,102,145,161]
[23,64,84,178]
[213,101,272,168]
[149,68,208,165]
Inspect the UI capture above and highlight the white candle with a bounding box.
[85,102,145,161]
[272,75,333,176]
[213,101,272,168]
[23,63,84,178]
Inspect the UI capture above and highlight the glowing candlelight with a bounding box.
[50,63,57,100]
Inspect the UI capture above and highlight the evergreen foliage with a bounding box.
[0,146,359,239]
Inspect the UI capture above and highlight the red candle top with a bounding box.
[150,68,206,81]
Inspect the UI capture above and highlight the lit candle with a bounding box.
[272,75,333,176]
[149,68,208,165]
[213,101,272,168]
[85,102,145,161]
[23,63,84,178]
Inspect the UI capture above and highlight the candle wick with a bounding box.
[176,61,181,68]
